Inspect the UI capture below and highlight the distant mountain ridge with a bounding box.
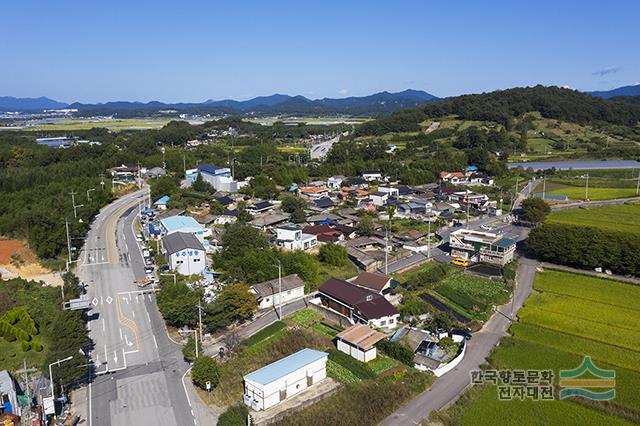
[0,89,439,115]
[588,84,640,99]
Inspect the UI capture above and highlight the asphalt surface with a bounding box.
[380,257,538,425]
[76,189,214,426]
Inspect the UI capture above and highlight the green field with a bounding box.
[7,118,171,132]
[433,272,510,320]
[547,202,640,233]
[549,186,638,201]
[437,269,640,425]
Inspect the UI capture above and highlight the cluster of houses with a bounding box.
[439,166,494,186]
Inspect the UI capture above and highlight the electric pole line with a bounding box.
[277,260,283,320]
[65,218,72,266]
[636,170,640,195]
[69,190,78,218]
[197,298,203,358]
[585,173,589,200]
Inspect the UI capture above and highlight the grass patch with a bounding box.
[240,321,286,348]
[547,203,640,234]
[327,359,361,384]
[312,322,343,338]
[309,262,358,292]
[367,355,401,375]
[285,309,322,327]
[328,349,376,380]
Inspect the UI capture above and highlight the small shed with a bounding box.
[243,348,328,411]
[335,324,385,362]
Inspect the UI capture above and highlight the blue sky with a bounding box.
[1,0,639,103]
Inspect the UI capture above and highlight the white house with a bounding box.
[376,187,400,198]
[243,349,329,411]
[362,171,383,182]
[369,191,389,207]
[335,324,385,363]
[326,176,345,190]
[252,274,305,310]
[275,226,317,251]
[161,232,206,276]
[185,164,248,192]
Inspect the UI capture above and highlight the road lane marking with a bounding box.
[102,319,106,332]
[153,335,158,349]
[104,345,108,370]
[181,368,193,408]
[132,310,135,318]
[146,311,151,323]
[119,328,123,340]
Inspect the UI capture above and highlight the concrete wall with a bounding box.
[168,249,205,276]
[308,299,354,328]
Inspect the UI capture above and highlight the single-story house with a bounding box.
[318,278,399,329]
[362,171,383,182]
[275,226,318,251]
[326,176,345,189]
[247,201,275,215]
[161,232,206,276]
[153,195,170,210]
[302,224,344,243]
[249,213,290,231]
[335,324,385,362]
[145,166,167,179]
[243,349,328,411]
[370,191,389,207]
[312,197,335,209]
[252,274,305,310]
[352,272,393,295]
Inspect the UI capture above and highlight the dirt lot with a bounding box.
[0,239,63,286]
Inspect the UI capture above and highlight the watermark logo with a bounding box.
[559,356,615,401]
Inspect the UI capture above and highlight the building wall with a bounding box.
[168,249,205,276]
[368,314,399,329]
[336,340,377,362]
[244,357,327,411]
[257,286,305,310]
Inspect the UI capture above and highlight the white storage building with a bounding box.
[243,348,328,411]
[251,274,305,310]
[161,232,206,276]
[335,324,386,362]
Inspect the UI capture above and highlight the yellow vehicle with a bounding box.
[451,257,470,267]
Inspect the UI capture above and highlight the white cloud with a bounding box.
[561,84,575,90]
[338,88,348,95]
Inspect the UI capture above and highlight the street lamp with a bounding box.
[86,188,95,202]
[49,355,74,401]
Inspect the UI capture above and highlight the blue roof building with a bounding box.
[154,195,170,206]
[159,215,208,248]
[243,348,329,411]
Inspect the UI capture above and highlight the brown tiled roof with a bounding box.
[319,278,397,320]
[352,272,391,292]
[336,324,385,350]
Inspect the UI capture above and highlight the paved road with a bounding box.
[380,257,539,425]
[76,189,215,426]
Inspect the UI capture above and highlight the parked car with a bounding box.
[480,224,494,231]
[158,264,170,273]
[451,257,470,267]
[452,328,473,340]
[452,222,464,228]
[145,266,154,274]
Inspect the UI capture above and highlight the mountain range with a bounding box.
[0,89,438,116]
[588,84,640,99]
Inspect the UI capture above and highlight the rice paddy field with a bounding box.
[8,118,173,131]
[437,270,640,425]
[534,178,639,201]
[546,202,640,233]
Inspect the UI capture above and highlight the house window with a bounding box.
[287,290,292,295]
[194,258,200,262]
[266,298,270,303]
[380,320,386,326]
[366,295,373,301]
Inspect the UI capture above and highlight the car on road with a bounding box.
[145,266,154,274]
[451,257,470,267]
[480,224,494,231]
[452,222,463,228]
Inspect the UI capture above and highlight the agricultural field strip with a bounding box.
[519,308,640,351]
[534,271,640,310]
[510,322,640,373]
[524,293,640,331]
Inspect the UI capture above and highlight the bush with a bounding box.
[20,340,31,352]
[182,337,199,362]
[240,321,286,348]
[217,404,251,426]
[328,349,376,380]
[376,339,415,366]
[31,340,43,352]
[318,243,348,266]
[191,356,220,390]
[413,263,448,288]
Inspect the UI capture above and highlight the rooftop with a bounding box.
[197,164,229,174]
[352,272,391,292]
[336,324,385,350]
[244,348,328,386]
[160,215,202,232]
[252,274,305,298]
[154,195,170,205]
[162,232,204,253]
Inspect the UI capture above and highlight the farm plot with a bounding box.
[546,203,640,234]
[433,272,510,320]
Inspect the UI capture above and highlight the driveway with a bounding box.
[380,257,538,425]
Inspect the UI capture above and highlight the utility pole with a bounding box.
[69,190,77,218]
[65,218,72,266]
[17,359,37,424]
[197,299,203,358]
[183,154,186,173]
[384,226,389,274]
[636,170,640,195]
[277,260,283,319]
[542,175,546,200]
[427,217,431,260]
[100,173,105,190]
[585,173,589,200]
[86,188,95,202]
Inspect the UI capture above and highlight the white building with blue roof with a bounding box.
[185,163,248,192]
[243,348,328,411]
[159,215,209,249]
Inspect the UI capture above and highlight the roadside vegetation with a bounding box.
[546,202,640,234]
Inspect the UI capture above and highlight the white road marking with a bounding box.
[119,328,123,340]
[153,335,158,349]
[148,294,152,301]
[146,311,151,322]
[181,368,193,408]
[132,310,136,318]
[88,381,93,426]
[104,345,108,368]
[100,296,104,305]
[135,295,140,304]
[113,350,118,363]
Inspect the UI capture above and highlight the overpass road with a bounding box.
[75,189,214,426]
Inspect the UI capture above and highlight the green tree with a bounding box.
[157,282,200,327]
[246,174,278,200]
[182,336,200,362]
[218,405,251,426]
[318,243,348,266]
[209,200,225,215]
[520,197,551,224]
[192,173,215,194]
[191,356,220,390]
[291,207,306,223]
[356,216,375,236]
[281,195,307,213]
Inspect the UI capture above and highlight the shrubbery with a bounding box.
[376,340,415,366]
[217,405,251,426]
[327,349,376,380]
[191,356,220,390]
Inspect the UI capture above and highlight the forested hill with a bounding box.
[356,86,640,136]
